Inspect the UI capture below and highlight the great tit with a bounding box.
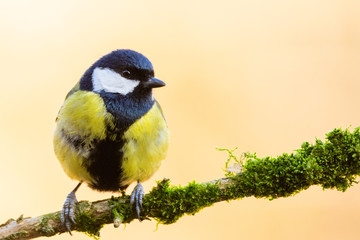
[53,49,169,233]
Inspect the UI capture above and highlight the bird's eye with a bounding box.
[121,70,131,78]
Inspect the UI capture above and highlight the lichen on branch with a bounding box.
[1,128,360,240]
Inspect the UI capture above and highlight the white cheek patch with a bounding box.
[92,67,140,95]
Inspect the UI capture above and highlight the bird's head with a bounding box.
[79,49,165,97]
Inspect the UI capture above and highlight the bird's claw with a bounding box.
[130,181,144,220]
[61,191,78,234]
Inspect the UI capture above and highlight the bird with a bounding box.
[53,49,169,234]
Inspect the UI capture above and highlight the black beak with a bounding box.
[142,77,166,88]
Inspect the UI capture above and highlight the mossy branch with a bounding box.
[2,128,360,240]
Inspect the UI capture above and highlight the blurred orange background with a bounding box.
[1,1,360,239]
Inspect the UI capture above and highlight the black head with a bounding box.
[79,49,165,95]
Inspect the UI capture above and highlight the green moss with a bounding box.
[109,196,133,224]
[143,179,221,224]
[220,127,360,200]
[38,213,58,236]
[73,201,105,238]
[229,152,319,199]
[106,179,223,225]
[217,147,240,177]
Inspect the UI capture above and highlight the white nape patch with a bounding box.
[92,67,140,95]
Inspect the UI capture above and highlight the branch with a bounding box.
[1,128,360,240]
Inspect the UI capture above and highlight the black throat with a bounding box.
[100,91,155,136]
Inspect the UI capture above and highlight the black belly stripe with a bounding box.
[87,138,127,191]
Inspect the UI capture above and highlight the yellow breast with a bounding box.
[120,102,169,186]
[53,91,112,183]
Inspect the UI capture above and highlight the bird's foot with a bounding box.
[61,191,77,235]
[61,182,82,235]
[130,181,144,220]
